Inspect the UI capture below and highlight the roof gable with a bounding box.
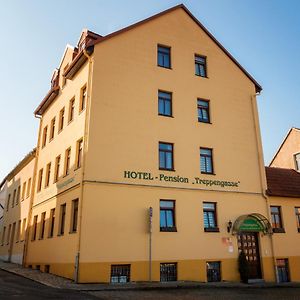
[269,127,300,166]
[92,4,262,92]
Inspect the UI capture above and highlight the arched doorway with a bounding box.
[232,213,272,279]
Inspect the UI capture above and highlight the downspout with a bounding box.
[250,94,278,283]
[22,114,43,267]
[74,47,94,283]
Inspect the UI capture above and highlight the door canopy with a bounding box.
[232,213,272,235]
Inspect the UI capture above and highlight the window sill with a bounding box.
[49,137,54,143]
[159,168,175,172]
[57,233,64,237]
[48,236,53,239]
[79,107,86,115]
[74,166,81,172]
[198,120,212,124]
[157,65,172,70]
[69,230,77,234]
[160,227,177,232]
[68,119,74,125]
[195,75,209,79]
[201,172,216,176]
[158,114,174,118]
[272,228,285,233]
[58,129,63,135]
[204,227,219,233]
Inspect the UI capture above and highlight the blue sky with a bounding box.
[0,0,299,180]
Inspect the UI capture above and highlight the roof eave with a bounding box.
[34,87,60,116]
[64,45,94,80]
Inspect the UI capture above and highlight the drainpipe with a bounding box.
[250,94,278,283]
[74,46,94,283]
[22,114,43,267]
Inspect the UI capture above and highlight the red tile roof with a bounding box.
[266,167,300,198]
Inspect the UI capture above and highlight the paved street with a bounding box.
[0,269,96,300]
[1,267,300,300]
[90,287,300,300]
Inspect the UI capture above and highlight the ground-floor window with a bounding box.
[160,263,177,282]
[276,259,290,282]
[110,264,130,283]
[44,265,50,273]
[206,261,221,282]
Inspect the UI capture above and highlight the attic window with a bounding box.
[294,153,300,171]
[62,64,69,87]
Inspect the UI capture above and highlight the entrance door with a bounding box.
[237,232,261,279]
[8,222,16,262]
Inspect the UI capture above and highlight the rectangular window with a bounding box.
[54,155,61,182]
[158,91,172,117]
[42,126,48,148]
[45,162,51,188]
[49,208,55,238]
[271,206,285,233]
[16,220,21,243]
[159,142,174,171]
[276,259,290,283]
[76,139,83,169]
[160,200,176,232]
[16,186,20,205]
[203,202,219,232]
[6,224,11,245]
[59,204,66,235]
[1,227,6,245]
[6,194,10,211]
[32,216,38,241]
[160,263,177,282]
[22,181,26,200]
[197,99,210,123]
[39,212,46,239]
[200,148,214,174]
[26,178,31,198]
[294,153,300,171]
[110,265,131,283]
[195,55,207,77]
[49,117,56,141]
[64,148,71,176]
[71,199,79,233]
[68,97,75,123]
[37,168,43,192]
[157,45,171,68]
[21,218,26,241]
[79,86,87,112]
[59,107,65,132]
[12,189,16,207]
[296,207,300,232]
[207,261,221,282]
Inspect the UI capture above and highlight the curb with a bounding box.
[1,263,300,291]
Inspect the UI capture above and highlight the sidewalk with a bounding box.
[1,260,300,291]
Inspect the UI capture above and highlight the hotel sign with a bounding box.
[239,218,264,231]
[123,170,240,188]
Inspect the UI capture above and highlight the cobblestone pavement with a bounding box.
[0,269,97,300]
[89,287,300,300]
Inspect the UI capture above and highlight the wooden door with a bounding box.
[237,232,262,279]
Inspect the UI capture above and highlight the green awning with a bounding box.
[232,213,272,235]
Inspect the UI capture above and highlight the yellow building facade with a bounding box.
[0,149,35,264]
[1,4,299,283]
